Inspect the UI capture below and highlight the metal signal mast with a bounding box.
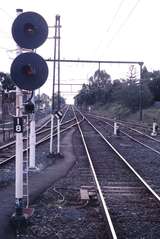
[49,15,63,157]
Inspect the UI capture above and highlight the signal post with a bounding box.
[10,9,49,230]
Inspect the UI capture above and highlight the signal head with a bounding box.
[12,11,48,49]
[10,52,48,90]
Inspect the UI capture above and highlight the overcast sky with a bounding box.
[0,0,160,103]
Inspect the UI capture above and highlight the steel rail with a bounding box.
[35,105,69,133]
[0,117,82,165]
[121,124,160,143]
[93,114,160,143]
[0,117,76,151]
[88,114,160,153]
[0,107,75,151]
[35,117,76,136]
[87,113,147,129]
[100,117,160,156]
[73,107,118,239]
[77,110,160,202]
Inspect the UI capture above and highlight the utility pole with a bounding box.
[57,15,61,156]
[49,15,62,158]
[49,15,58,156]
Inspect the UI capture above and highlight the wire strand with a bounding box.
[106,0,141,48]
[94,0,126,55]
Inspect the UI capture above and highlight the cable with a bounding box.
[106,0,126,33]
[0,46,11,50]
[94,0,126,55]
[0,8,14,20]
[53,187,65,204]
[106,0,141,48]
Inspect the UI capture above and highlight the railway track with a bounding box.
[2,106,160,238]
[84,113,160,192]
[87,113,150,132]
[0,105,76,165]
[87,113,160,151]
[73,108,160,238]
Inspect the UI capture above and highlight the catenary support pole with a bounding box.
[57,15,61,155]
[49,15,58,155]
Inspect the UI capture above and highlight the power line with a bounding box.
[94,0,126,55]
[0,46,10,50]
[106,0,141,48]
[0,8,14,20]
[106,0,126,33]
[0,9,14,39]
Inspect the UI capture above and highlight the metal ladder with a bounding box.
[23,115,29,208]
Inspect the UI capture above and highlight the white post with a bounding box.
[57,117,60,154]
[15,87,23,200]
[29,116,36,168]
[29,91,36,169]
[15,8,24,214]
[151,121,157,136]
[49,113,54,154]
[114,121,117,135]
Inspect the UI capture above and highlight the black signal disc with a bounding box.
[10,52,48,90]
[12,11,48,49]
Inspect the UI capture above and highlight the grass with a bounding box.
[92,103,160,125]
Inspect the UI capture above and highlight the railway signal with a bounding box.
[11,11,48,49]
[11,11,48,90]
[10,52,48,91]
[10,9,48,230]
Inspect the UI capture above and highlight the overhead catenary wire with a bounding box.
[106,0,126,33]
[106,0,141,49]
[0,8,14,20]
[0,8,14,38]
[94,0,126,55]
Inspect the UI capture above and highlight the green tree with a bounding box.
[0,72,15,91]
[147,71,160,101]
